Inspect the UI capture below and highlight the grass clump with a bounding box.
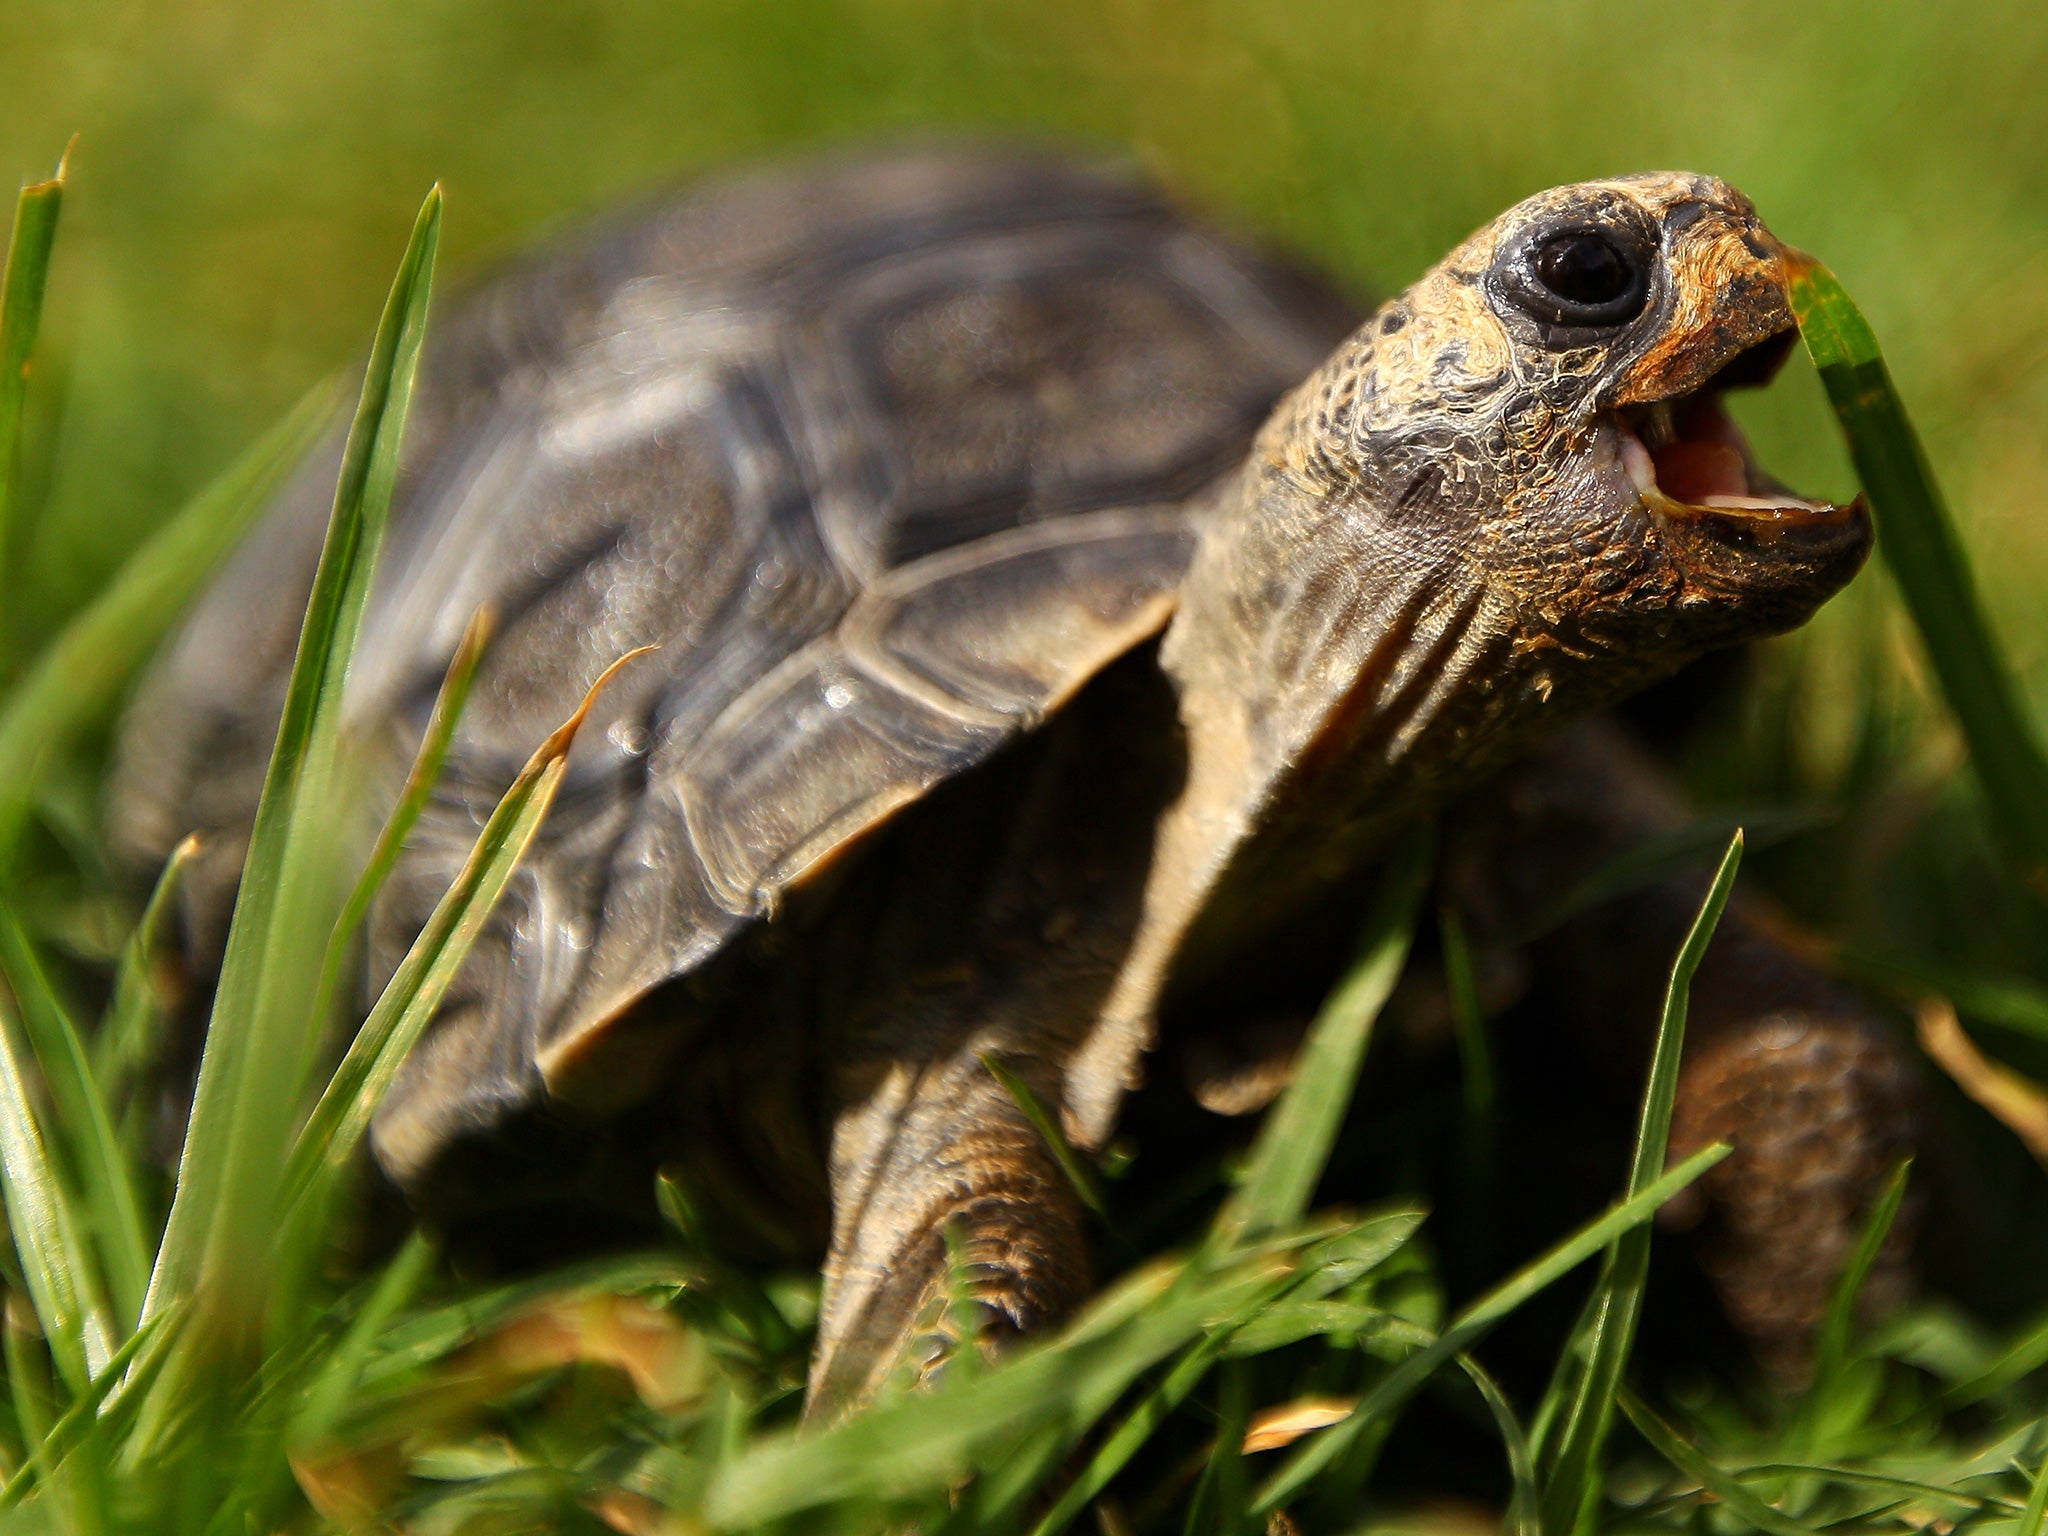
[1787,257,2048,897]
[0,149,2040,1536]
[0,173,650,1534]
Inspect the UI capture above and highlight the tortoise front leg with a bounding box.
[1444,715,1920,1375]
[807,1043,1089,1422]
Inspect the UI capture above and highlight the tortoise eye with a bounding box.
[1519,227,1649,327]
[1535,232,1630,307]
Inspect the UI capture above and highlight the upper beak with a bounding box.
[1609,219,1800,409]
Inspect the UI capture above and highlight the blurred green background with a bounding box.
[1,0,2045,916]
[1,0,2041,631]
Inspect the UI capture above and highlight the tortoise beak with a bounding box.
[1611,327,1864,556]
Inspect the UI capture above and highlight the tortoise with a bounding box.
[111,147,1885,1415]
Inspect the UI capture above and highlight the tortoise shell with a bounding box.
[110,147,1357,1186]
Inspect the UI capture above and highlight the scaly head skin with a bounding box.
[1069,173,1870,1145]
[1173,172,1866,793]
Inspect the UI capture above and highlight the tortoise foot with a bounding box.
[901,1199,1084,1389]
[1665,1009,1919,1381]
[809,1052,1091,1422]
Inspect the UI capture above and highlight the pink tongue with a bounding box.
[1653,440,1747,502]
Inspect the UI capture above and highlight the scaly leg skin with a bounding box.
[1444,715,1920,1378]
[1663,998,1917,1378]
[807,1044,1089,1422]
[797,654,1178,1420]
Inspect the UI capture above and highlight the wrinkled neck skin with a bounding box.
[1061,300,1689,1146]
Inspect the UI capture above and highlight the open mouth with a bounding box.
[1612,328,1858,542]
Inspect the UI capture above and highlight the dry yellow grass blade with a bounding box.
[1242,1396,1357,1454]
[1916,998,2048,1165]
[292,1289,707,1534]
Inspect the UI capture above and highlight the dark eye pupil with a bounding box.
[1534,232,1631,306]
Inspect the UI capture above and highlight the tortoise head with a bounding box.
[1090,176,1872,1148]
[1354,171,1868,648]
[1167,172,1869,803]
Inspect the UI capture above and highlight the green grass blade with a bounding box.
[0,148,67,648]
[1248,1141,1731,1516]
[1214,829,1429,1246]
[353,1251,688,1391]
[939,1219,987,1388]
[1027,1210,1423,1536]
[1181,1360,1250,1536]
[0,994,109,1390]
[0,1310,166,1511]
[1729,1461,2017,1515]
[94,831,199,1111]
[1538,830,1742,1536]
[936,1425,1068,1536]
[1616,831,1741,1201]
[83,1299,183,1447]
[281,644,647,1212]
[1456,1353,1538,1536]
[1030,1305,1272,1536]
[1033,1339,1224,1536]
[1789,258,2048,891]
[982,1050,1109,1220]
[1946,1309,2048,1408]
[0,387,331,825]
[0,910,151,1331]
[1616,1387,1822,1536]
[1219,1208,1427,1358]
[1221,1298,1400,1358]
[1440,903,1496,1271]
[290,1231,434,1449]
[142,187,440,1336]
[1831,946,2048,1043]
[341,605,491,932]
[2,1315,57,1502]
[301,603,491,1084]
[1529,1283,1596,1466]
[709,1245,1303,1526]
[1808,1157,1912,1407]
[2019,1439,2048,1536]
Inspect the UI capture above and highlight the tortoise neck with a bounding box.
[1160,458,1526,851]
[1058,467,1525,1147]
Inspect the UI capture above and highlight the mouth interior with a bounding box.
[1613,329,1848,529]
